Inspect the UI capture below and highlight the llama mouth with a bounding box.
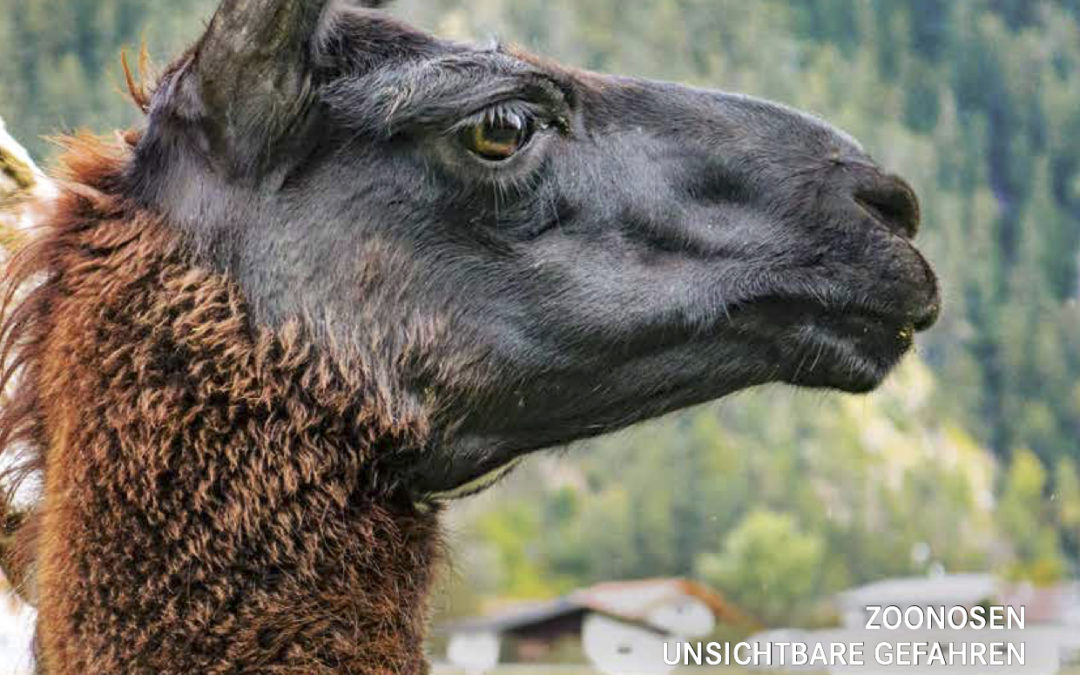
[747,292,940,335]
[744,296,939,392]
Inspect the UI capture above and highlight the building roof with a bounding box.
[572,578,754,627]
[837,573,997,609]
[444,577,756,635]
[444,597,584,634]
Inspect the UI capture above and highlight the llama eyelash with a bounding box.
[446,101,552,138]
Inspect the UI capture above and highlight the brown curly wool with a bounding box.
[0,134,442,674]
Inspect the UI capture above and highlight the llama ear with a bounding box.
[190,0,339,171]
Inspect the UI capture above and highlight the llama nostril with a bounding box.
[854,175,921,239]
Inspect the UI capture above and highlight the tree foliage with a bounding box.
[697,511,826,626]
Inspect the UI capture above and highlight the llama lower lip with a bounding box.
[784,310,915,392]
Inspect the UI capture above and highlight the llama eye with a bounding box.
[459,111,534,161]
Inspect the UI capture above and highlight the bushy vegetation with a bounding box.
[1,0,1078,627]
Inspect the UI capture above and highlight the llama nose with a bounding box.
[852,173,921,239]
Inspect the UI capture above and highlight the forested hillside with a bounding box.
[1,0,1078,627]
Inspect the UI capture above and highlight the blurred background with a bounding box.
[1,0,1079,672]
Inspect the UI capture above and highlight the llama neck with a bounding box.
[28,226,441,674]
[37,428,441,674]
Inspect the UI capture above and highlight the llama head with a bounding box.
[128,0,940,497]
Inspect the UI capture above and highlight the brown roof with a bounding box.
[572,577,758,629]
[445,577,759,635]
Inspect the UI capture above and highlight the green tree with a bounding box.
[697,511,825,626]
[998,449,1067,584]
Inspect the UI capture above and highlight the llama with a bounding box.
[0,0,939,672]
